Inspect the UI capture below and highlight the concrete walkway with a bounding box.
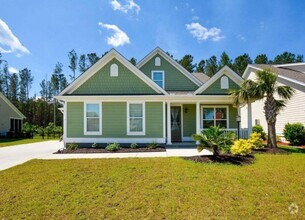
[0,141,212,171]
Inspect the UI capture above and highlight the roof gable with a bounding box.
[194,66,243,95]
[137,47,202,89]
[60,49,167,96]
[0,92,25,119]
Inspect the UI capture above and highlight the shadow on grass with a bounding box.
[278,146,305,154]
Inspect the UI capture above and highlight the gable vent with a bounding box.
[110,64,118,77]
[220,76,229,89]
[155,57,161,66]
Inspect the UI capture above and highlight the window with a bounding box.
[110,63,118,77]
[220,76,229,89]
[10,118,22,133]
[155,57,161,66]
[201,106,228,129]
[127,103,145,135]
[84,103,101,135]
[152,71,164,88]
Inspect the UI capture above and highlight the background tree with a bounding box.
[230,69,294,149]
[130,57,137,65]
[8,73,19,106]
[2,61,10,97]
[254,54,269,64]
[205,56,218,77]
[273,52,297,64]
[87,53,99,67]
[196,60,205,73]
[219,52,232,69]
[79,54,88,74]
[179,54,196,72]
[68,49,78,81]
[233,53,252,75]
[296,55,304,62]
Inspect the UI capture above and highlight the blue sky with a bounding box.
[0,0,305,96]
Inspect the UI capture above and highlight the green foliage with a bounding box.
[130,143,138,149]
[66,142,78,150]
[179,54,196,72]
[22,122,35,133]
[254,54,269,64]
[230,139,252,156]
[252,125,267,140]
[92,143,98,148]
[192,126,236,155]
[106,143,121,151]
[232,53,252,75]
[205,55,218,77]
[283,123,305,146]
[147,142,158,149]
[248,132,264,149]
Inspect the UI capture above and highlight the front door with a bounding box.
[171,106,182,142]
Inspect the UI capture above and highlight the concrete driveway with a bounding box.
[0,141,63,171]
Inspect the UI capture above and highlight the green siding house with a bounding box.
[56,47,245,146]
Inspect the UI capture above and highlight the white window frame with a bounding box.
[127,102,145,136]
[200,106,229,129]
[84,102,102,135]
[151,70,165,89]
[110,63,118,77]
[220,76,229,89]
[155,56,161,66]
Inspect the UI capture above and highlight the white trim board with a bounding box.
[127,101,146,136]
[84,102,102,135]
[59,49,168,96]
[194,66,243,95]
[64,137,166,144]
[136,47,202,87]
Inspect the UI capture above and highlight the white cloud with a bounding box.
[186,22,224,42]
[8,66,18,73]
[0,19,30,57]
[110,0,140,14]
[192,16,199,21]
[98,22,130,47]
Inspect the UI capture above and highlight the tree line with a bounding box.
[0,50,303,131]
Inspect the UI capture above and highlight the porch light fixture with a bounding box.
[184,107,188,114]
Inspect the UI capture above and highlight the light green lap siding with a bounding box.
[183,104,196,136]
[140,55,198,91]
[72,58,158,95]
[201,74,240,95]
[67,102,163,138]
[67,102,84,137]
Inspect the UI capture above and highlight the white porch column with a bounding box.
[196,102,200,144]
[162,101,166,141]
[167,101,172,145]
[247,102,252,137]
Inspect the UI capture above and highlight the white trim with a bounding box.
[84,102,102,135]
[59,49,168,96]
[136,47,202,86]
[63,101,67,143]
[170,104,183,142]
[278,75,305,87]
[200,105,229,129]
[162,101,166,139]
[155,56,161,66]
[274,62,305,68]
[166,101,172,144]
[0,92,26,119]
[182,136,194,142]
[65,137,166,144]
[127,102,145,136]
[196,102,201,134]
[194,66,243,95]
[220,76,229,89]
[151,70,165,89]
[110,63,118,77]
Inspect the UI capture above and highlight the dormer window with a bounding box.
[152,71,164,88]
[155,57,161,66]
[220,76,229,89]
[110,64,118,77]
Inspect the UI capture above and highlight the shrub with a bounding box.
[231,139,252,156]
[248,132,264,149]
[147,142,158,149]
[283,123,305,146]
[92,143,98,148]
[66,142,78,150]
[130,143,138,149]
[252,125,267,140]
[106,143,121,151]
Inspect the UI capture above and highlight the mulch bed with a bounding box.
[55,147,166,154]
[252,147,290,155]
[183,154,255,165]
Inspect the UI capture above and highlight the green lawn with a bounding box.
[0,136,58,147]
[0,154,304,219]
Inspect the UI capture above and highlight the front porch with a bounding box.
[165,101,251,144]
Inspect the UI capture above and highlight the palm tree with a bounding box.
[192,125,236,156]
[230,69,294,148]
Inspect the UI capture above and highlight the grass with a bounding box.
[278,145,305,153]
[0,136,59,147]
[0,154,305,219]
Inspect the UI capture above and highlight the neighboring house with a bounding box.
[0,92,26,136]
[241,63,305,136]
[56,47,245,146]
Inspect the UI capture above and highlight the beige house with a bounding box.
[241,63,305,136]
[0,92,26,136]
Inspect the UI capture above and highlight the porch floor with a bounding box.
[166,142,213,157]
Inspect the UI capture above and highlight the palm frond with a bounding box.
[277,86,295,100]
